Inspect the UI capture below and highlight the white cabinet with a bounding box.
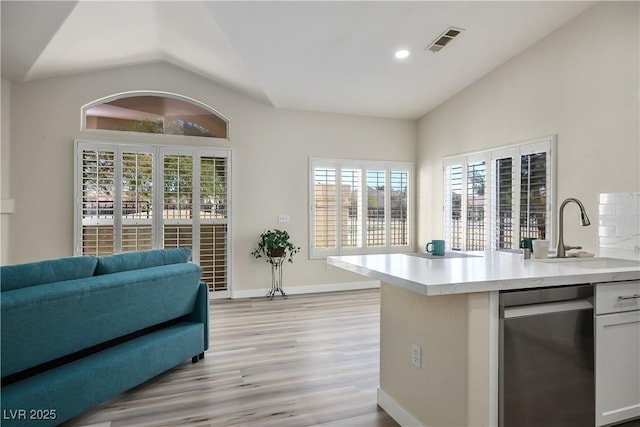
[595,281,640,427]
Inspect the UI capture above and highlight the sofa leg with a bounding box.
[192,356,199,363]
[199,352,204,360]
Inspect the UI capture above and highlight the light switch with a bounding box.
[278,214,290,223]
[412,344,422,368]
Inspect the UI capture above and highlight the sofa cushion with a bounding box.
[94,248,191,275]
[1,321,204,427]
[0,256,98,292]
[1,262,202,377]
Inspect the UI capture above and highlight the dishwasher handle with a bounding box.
[618,294,640,301]
[503,299,593,319]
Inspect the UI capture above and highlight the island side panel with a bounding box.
[379,282,494,427]
[379,282,469,426]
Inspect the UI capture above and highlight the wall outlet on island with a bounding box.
[412,343,422,368]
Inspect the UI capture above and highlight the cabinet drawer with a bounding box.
[596,281,640,315]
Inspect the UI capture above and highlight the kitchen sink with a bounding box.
[534,257,640,269]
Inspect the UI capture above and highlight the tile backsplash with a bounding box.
[599,192,640,250]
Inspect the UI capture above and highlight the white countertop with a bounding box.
[327,250,640,296]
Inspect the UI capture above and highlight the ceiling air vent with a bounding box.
[426,27,464,53]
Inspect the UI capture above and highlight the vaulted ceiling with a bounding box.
[1,1,595,119]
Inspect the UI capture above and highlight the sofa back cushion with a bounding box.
[0,256,98,292]
[94,247,191,275]
[1,262,203,377]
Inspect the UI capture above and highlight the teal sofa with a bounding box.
[1,248,209,426]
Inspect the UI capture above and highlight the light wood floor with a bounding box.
[65,289,399,427]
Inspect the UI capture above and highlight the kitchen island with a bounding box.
[327,251,640,427]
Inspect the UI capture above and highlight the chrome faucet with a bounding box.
[556,197,591,258]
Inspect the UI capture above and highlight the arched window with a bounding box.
[82,91,229,139]
[77,92,232,295]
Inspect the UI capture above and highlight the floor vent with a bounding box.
[426,27,464,53]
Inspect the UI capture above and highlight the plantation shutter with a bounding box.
[444,162,463,251]
[162,152,194,253]
[160,148,230,292]
[389,170,409,247]
[340,168,362,249]
[366,169,386,247]
[490,143,552,251]
[494,157,515,250]
[76,141,231,293]
[466,158,487,251]
[121,150,154,252]
[519,147,550,241]
[79,148,116,256]
[312,161,338,255]
[443,135,555,252]
[199,155,228,291]
[310,158,412,258]
[491,147,518,251]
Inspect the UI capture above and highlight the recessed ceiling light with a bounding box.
[395,49,410,60]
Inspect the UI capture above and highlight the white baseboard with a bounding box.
[377,387,423,427]
[229,280,379,299]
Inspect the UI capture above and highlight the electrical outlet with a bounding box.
[278,214,290,223]
[412,343,422,368]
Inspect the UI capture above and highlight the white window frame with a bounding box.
[74,140,232,296]
[443,135,556,252]
[309,157,413,258]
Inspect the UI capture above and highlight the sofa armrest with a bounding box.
[185,282,210,351]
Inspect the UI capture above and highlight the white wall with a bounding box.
[1,79,12,265]
[417,1,640,253]
[6,62,416,293]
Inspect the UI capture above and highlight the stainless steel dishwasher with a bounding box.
[499,284,595,427]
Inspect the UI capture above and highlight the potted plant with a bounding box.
[251,229,301,264]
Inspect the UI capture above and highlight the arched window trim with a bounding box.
[81,90,231,140]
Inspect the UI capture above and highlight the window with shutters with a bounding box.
[310,158,413,258]
[75,141,231,293]
[443,135,556,252]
